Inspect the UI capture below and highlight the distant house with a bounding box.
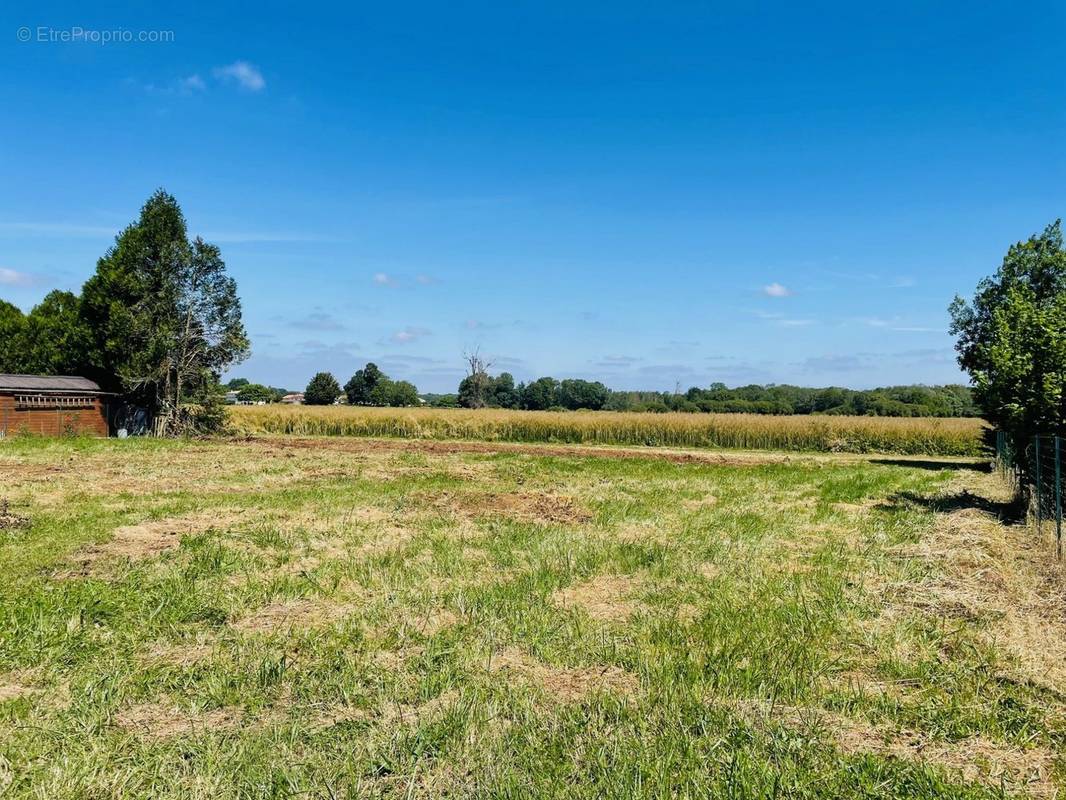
[0,375,112,437]
[224,390,240,405]
[281,392,304,405]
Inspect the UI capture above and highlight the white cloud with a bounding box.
[857,316,942,333]
[0,267,35,286]
[762,282,793,297]
[373,272,437,288]
[213,61,265,92]
[390,326,431,344]
[751,309,814,327]
[178,74,206,92]
[288,310,345,331]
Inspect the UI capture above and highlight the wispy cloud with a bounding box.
[389,326,431,344]
[213,61,266,92]
[0,267,37,287]
[752,310,815,327]
[178,74,206,92]
[373,272,437,289]
[289,311,345,332]
[856,316,942,333]
[762,282,793,297]
[819,270,916,290]
[594,355,642,368]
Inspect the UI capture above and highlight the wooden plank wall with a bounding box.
[0,395,109,437]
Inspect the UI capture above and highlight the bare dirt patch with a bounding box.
[143,638,218,667]
[0,682,38,702]
[262,436,803,467]
[733,699,1057,797]
[683,495,718,511]
[414,609,461,636]
[60,510,243,577]
[0,499,28,530]
[114,703,242,739]
[698,562,721,581]
[551,574,641,621]
[232,594,362,634]
[487,647,638,703]
[312,689,460,732]
[422,490,592,525]
[835,718,1056,797]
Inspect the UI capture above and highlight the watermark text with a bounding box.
[17,26,174,45]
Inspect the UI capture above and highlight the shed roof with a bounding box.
[0,374,104,393]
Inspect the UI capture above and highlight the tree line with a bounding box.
[0,190,249,433]
[228,358,978,417]
[288,365,421,406]
[443,372,977,416]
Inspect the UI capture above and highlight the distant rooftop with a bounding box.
[0,374,104,393]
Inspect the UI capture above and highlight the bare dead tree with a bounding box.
[462,347,495,408]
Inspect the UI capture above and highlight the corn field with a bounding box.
[231,406,985,456]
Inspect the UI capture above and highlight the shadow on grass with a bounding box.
[878,489,1025,523]
[868,458,991,472]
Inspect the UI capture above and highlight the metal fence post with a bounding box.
[1056,436,1063,560]
[1035,436,1042,532]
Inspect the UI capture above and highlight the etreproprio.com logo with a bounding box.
[17,26,175,44]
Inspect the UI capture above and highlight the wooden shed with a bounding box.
[0,375,111,437]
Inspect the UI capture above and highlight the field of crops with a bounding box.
[231,405,986,456]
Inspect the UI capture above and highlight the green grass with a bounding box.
[0,436,1060,798]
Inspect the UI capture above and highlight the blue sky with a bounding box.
[1,2,1063,393]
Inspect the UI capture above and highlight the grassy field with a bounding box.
[0,435,1062,798]
[232,406,986,456]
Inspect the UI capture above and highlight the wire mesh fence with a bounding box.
[998,431,1063,559]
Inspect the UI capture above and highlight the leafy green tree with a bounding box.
[304,372,341,405]
[492,372,521,408]
[521,377,560,410]
[14,291,93,376]
[423,393,459,407]
[345,362,384,405]
[0,300,26,372]
[950,220,1066,469]
[367,378,395,406]
[369,378,420,406]
[390,380,420,406]
[80,190,249,424]
[236,383,276,403]
[558,379,608,410]
[226,377,251,390]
